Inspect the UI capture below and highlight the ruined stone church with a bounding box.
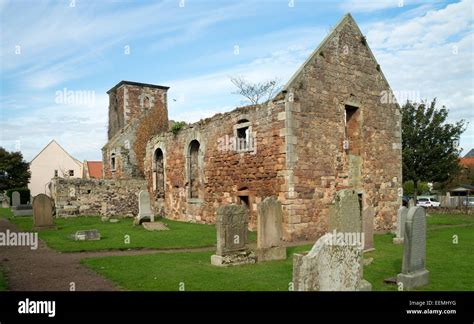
[99,14,401,241]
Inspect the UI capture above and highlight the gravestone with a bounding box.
[292,233,371,291]
[393,206,408,244]
[11,191,21,208]
[13,204,33,216]
[328,189,365,249]
[1,196,10,208]
[408,199,415,208]
[73,229,101,241]
[397,207,429,290]
[32,194,55,230]
[142,222,169,231]
[211,204,256,266]
[363,206,375,251]
[138,190,154,222]
[256,197,286,261]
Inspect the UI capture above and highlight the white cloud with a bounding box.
[0,94,109,161]
[1,0,250,89]
[166,27,323,119]
[363,0,474,153]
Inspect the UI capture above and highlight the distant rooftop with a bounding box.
[107,80,170,93]
[85,161,103,179]
[464,149,474,158]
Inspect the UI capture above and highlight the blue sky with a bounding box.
[0,0,472,161]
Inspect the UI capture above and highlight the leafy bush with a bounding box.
[171,121,187,135]
[6,188,31,204]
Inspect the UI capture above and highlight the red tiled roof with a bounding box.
[460,157,474,168]
[86,161,103,179]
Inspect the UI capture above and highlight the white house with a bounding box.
[28,140,83,197]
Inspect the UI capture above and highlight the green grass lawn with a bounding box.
[2,207,472,291]
[83,245,312,291]
[81,213,474,291]
[0,208,255,252]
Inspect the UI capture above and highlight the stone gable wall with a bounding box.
[281,17,402,239]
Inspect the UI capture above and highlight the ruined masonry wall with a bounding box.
[50,178,147,217]
[144,103,287,231]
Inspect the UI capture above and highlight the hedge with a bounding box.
[6,188,31,205]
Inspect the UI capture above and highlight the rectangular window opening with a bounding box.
[344,105,360,155]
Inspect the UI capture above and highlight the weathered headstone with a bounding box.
[397,207,429,290]
[292,233,371,291]
[1,196,10,208]
[256,197,286,261]
[73,229,101,241]
[408,198,415,208]
[32,194,55,230]
[328,189,365,249]
[211,204,256,266]
[137,190,154,222]
[11,191,20,208]
[13,204,33,216]
[142,222,169,231]
[363,205,375,251]
[393,206,408,244]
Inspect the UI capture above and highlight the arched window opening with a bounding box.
[189,140,200,199]
[154,148,165,198]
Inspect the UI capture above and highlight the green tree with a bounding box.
[403,180,430,196]
[0,147,31,191]
[401,99,466,201]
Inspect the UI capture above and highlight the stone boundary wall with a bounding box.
[50,178,147,217]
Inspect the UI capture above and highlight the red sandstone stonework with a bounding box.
[104,14,402,242]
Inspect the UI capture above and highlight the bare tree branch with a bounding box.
[230,76,282,105]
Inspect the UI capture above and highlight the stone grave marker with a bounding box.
[142,222,169,231]
[363,205,375,251]
[137,190,154,222]
[397,207,429,290]
[32,194,55,230]
[211,204,256,266]
[256,197,286,262]
[393,206,408,244]
[1,196,10,208]
[11,191,21,208]
[328,189,366,250]
[73,229,101,241]
[292,233,371,291]
[13,204,33,216]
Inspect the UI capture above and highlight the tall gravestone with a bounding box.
[393,206,408,244]
[292,233,371,291]
[33,194,55,230]
[328,189,366,249]
[256,197,286,262]
[363,206,375,251]
[211,204,256,266]
[397,207,429,290]
[138,190,154,222]
[11,191,21,208]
